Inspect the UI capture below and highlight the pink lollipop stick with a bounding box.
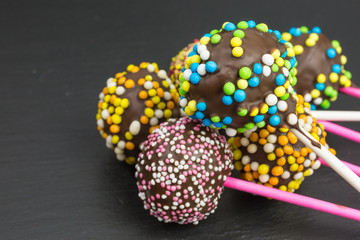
[319,158,360,176]
[318,120,360,144]
[224,177,360,221]
[339,87,360,99]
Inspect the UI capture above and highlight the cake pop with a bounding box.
[96,62,180,165]
[178,20,298,136]
[135,117,233,224]
[281,26,352,110]
[168,39,199,88]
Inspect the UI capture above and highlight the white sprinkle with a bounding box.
[129,120,141,135]
[116,86,125,95]
[267,134,277,144]
[101,109,110,119]
[97,119,104,128]
[183,69,192,80]
[154,109,164,119]
[164,92,171,101]
[250,162,259,171]
[225,128,237,137]
[277,100,288,112]
[263,143,275,153]
[294,172,303,180]
[303,159,311,167]
[263,65,271,77]
[287,113,298,126]
[197,64,206,76]
[312,160,321,170]
[241,155,250,165]
[259,174,270,183]
[265,94,278,106]
[197,44,207,53]
[106,78,114,85]
[200,50,210,60]
[157,70,167,79]
[282,67,289,77]
[304,93,312,103]
[247,144,258,154]
[147,64,155,72]
[117,140,126,149]
[149,117,158,126]
[116,154,125,161]
[240,137,250,147]
[262,54,274,66]
[144,81,153,90]
[309,152,316,161]
[281,171,290,179]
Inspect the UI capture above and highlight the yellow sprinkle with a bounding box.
[184,106,194,116]
[258,164,270,175]
[157,102,166,110]
[274,86,286,97]
[336,46,342,54]
[281,32,292,41]
[289,163,299,172]
[276,58,284,67]
[145,75,153,81]
[303,169,311,176]
[185,57,192,67]
[341,55,347,65]
[237,79,248,89]
[125,156,136,165]
[111,114,122,124]
[311,132,320,141]
[199,36,210,45]
[233,149,242,160]
[120,98,129,108]
[344,79,352,88]
[234,161,243,171]
[125,131,133,140]
[181,81,190,92]
[317,73,326,83]
[126,64,134,72]
[113,98,122,106]
[232,47,244,57]
[271,49,281,59]
[148,89,157,97]
[339,75,348,85]
[287,48,295,57]
[287,155,295,164]
[230,37,242,47]
[309,33,319,41]
[111,135,119,144]
[329,72,339,83]
[267,153,276,161]
[164,109,172,118]
[305,38,316,47]
[96,113,101,120]
[104,95,111,102]
[284,81,290,89]
[108,86,116,94]
[310,89,320,98]
[279,185,287,191]
[249,107,259,117]
[288,181,297,190]
[294,45,304,55]
[260,104,269,114]
[188,100,197,112]
[279,127,289,133]
[108,106,114,114]
[152,96,160,104]
[162,80,169,88]
[101,102,108,110]
[144,108,154,118]
[115,107,124,115]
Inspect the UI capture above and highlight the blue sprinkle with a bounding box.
[276,74,285,86]
[253,63,263,74]
[268,29,273,33]
[222,95,233,105]
[293,28,302,37]
[332,64,341,74]
[213,122,223,128]
[273,30,281,39]
[289,27,297,35]
[290,57,296,68]
[268,105,277,115]
[190,63,200,73]
[196,102,207,111]
[234,90,246,102]
[181,67,185,73]
[190,73,201,84]
[281,51,288,58]
[188,51,196,57]
[195,111,205,120]
[248,77,260,87]
[310,104,316,111]
[247,20,256,28]
[205,61,217,73]
[269,115,280,126]
[327,48,336,59]
[279,39,286,44]
[312,26,322,34]
[224,22,236,31]
[203,33,212,38]
[315,83,325,91]
[193,44,198,52]
[189,114,196,119]
[222,116,232,125]
[202,118,212,127]
[253,115,264,123]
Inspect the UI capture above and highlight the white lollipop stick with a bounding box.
[312,111,360,121]
[291,127,360,193]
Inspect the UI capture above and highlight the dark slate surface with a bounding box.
[0,0,359,239]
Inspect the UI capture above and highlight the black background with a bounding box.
[1,0,360,239]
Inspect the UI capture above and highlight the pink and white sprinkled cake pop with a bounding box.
[135,117,233,224]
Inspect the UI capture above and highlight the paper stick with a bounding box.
[319,158,360,176]
[318,120,360,144]
[224,177,360,221]
[312,111,360,121]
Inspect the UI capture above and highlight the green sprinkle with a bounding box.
[211,116,221,122]
[237,21,248,29]
[233,29,245,38]
[272,64,279,72]
[245,122,255,130]
[280,92,290,100]
[239,67,252,79]
[256,23,268,32]
[300,26,308,33]
[330,90,338,98]
[289,68,296,76]
[256,121,266,128]
[324,86,334,96]
[320,99,331,109]
[210,29,219,35]
[332,40,340,49]
[291,76,297,86]
[344,71,352,79]
[211,34,221,44]
[179,88,187,96]
[284,60,291,69]
[237,108,248,116]
[284,41,293,49]
[223,82,236,95]
[180,74,186,83]
[221,125,227,129]
[237,128,247,133]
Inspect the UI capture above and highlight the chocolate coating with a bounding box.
[96,62,181,165]
[179,21,298,135]
[136,117,233,224]
[283,27,352,109]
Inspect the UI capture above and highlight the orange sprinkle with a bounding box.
[149,125,159,134]
[102,132,107,139]
[264,183,273,188]
[278,135,289,146]
[234,137,241,147]
[125,142,135,150]
[297,164,304,172]
[249,132,259,142]
[138,78,145,86]
[277,157,286,166]
[106,117,112,125]
[138,91,148,100]
[110,125,120,133]
[293,151,300,158]
[244,163,251,172]
[267,125,276,133]
[98,102,103,109]
[167,101,175,110]
[258,138,267,145]
[320,138,326,146]
[110,95,117,104]
[323,131,327,137]
[259,129,269,138]
[244,172,254,181]
[118,77,126,85]
[287,131,297,144]
[140,115,149,125]
[271,166,284,176]
[145,100,154,108]
[283,145,293,155]
[156,88,164,98]
[311,126,318,133]
[299,114,307,122]
[139,62,148,68]
[297,94,304,105]
[152,81,160,89]
[97,126,102,131]
[275,147,284,157]
[300,147,308,156]
[252,171,259,179]
[102,87,109,95]
[329,148,336,155]
[297,156,305,164]
[130,66,139,73]
[269,177,279,186]
[115,72,123,78]
[124,79,135,88]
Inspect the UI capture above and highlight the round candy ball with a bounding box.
[228,96,336,192]
[96,62,181,165]
[178,21,298,136]
[282,26,352,110]
[168,39,199,89]
[135,117,233,224]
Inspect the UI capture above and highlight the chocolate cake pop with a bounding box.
[282,26,352,110]
[96,62,181,165]
[228,97,336,192]
[135,117,233,224]
[168,39,199,88]
[178,21,298,136]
